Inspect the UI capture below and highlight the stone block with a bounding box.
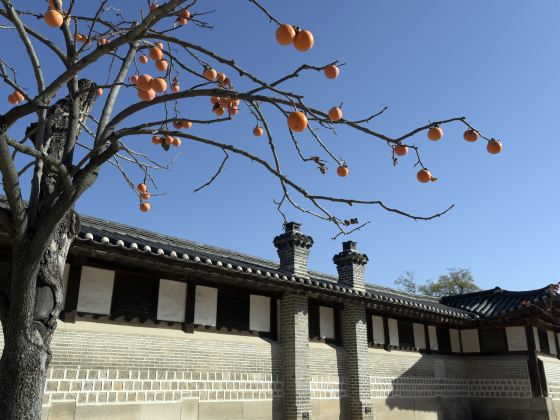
[181,399,199,420]
[140,402,182,420]
[198,401,244,419]
[74,404,143,420]
[47,402,76,420]
[241,400,273,417]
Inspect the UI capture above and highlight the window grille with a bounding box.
[308,300,320,339]
[111,272,158,318]
[398,320,415,348]
[479,328,508,353]
[538,329,550,354]
[216,288,250,331]
[437,326,452,353]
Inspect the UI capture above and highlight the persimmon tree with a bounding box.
[0,0,502,418]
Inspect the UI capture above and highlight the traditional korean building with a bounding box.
[1,210,560,420]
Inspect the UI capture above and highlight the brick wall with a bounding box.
[541,355,560,399]
[309,343,347,400]
[1,320,283,409]
[280,293,311,419]
[341,303,373,419]
[369,348,532,399]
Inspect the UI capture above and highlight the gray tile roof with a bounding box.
[441,286,558,318]
[77,213,472,319]
[4,197,542,321]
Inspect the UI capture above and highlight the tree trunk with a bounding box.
[0,212,79,420]
[0,79,96,420]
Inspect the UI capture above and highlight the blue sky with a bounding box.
[2,1,558,291]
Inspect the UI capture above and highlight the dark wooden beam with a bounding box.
[526,323,546,397]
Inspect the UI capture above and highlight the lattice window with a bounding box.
[538,329,551,354]
[366,313,373,343]
[111,272,158,318]
[437,326,452,353]
[0,262,10,296]
[308,300,320,339]
[398,320,415,348]
[217,288,249,331]
[479,328,508,353]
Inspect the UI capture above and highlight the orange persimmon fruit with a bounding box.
[137,88,156,101]
[417,168,432,183]
[394,145,408,156]
[324,65,339,79]
[149,47,163,61]
[203,67,218,81]
[44,9,64,28]
[487,139,502,154]
[294,30,314,52]
[427,126,443,141]
[155,60,168,72]
[276,24,296,45]
[337,165,349,177]
[253,126,264,137]
[463,129,479,142]
[328,107,342,122]
[150,77,167,92]
[287,111,308,132]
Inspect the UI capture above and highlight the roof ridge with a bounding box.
[441,285,553,302]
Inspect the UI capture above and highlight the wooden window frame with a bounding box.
[110,270,159,321]
[216,286,250,332]
[308,299,340,345]
[479,327,508,355]
[436,325,453,354]
[538,328,551,355]
[397,319,415,349]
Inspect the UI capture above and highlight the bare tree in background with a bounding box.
[0,0,501,418]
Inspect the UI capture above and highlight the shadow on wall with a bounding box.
[373,351,554,420]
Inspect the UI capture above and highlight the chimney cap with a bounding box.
[342,241,357,251]
[284,221,301,233]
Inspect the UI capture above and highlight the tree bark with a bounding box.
[0,80,96,420]
[0,213,78,419]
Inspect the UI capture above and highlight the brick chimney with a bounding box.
[273,222,314,278]
[333,241,369,292]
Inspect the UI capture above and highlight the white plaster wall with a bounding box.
[372,315,384,345]
[388,318,399,347]
[534,327,541,352]
[319,306,335,339]
[460,329,480,353]
[428,325,438,351]
[413,323,426,349]
[506,326,528,351]
[249,294,270,332]
[77,266,115,315]
[548,330,557,355]
[61,263,70,308]
[450,328,461,353]
[194,286,217,326]
[157,279,187,322]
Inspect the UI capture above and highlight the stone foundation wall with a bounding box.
[369,348,531,399]
[369,348,538,420]
[541,355,560,399]
[0,320,557,420]
[309,343,347,419]
[1,319,284,419]
[44,321,282,409]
